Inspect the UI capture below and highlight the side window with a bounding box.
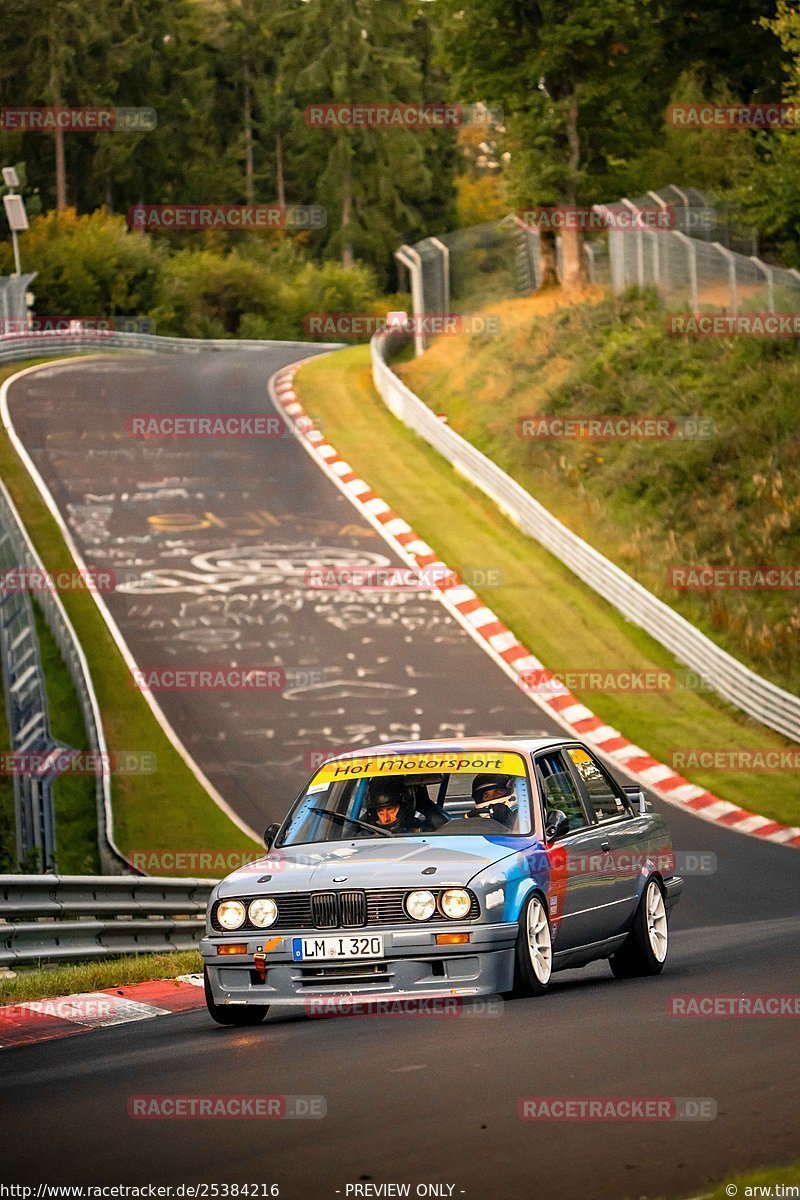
[534,751,589,834]
[566,746,629,821]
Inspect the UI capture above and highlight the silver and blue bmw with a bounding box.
[201,737,683,1024]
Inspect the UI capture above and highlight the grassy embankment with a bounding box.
[294,335,800,829]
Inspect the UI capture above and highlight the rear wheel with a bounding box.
[609,877,668,979]
[513,893,552,996]
[204,967,269,1026]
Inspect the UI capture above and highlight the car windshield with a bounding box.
[278,750,533,846]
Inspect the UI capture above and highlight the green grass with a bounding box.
[294,345,800,829]
[399,288,800,697]
[0,360,260,873]
[32,604,99,873]
[0,949,202,1004]
[688,1161,800,1199]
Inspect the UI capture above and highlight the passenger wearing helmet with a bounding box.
[467,774,517,828]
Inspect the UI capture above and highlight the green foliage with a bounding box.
[400,290,800,695]
[0,209,162,317]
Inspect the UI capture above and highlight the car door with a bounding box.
[563,745,642,936]
[532,749,621,951]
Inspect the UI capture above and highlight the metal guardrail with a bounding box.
[0,481,130,874]
[0,329,343,365]
[371,331,800,744]
[0,875,214,965]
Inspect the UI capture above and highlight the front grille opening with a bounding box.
[299,962,389,979]
[311,892,338,928]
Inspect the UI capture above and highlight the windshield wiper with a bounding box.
[306,806,394,838]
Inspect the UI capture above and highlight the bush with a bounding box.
[0,209,163,319]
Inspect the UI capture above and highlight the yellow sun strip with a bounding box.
[313,751,527,784]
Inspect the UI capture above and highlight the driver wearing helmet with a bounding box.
[363,779,421,834]
[467,774,517,828]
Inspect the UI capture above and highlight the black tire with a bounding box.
[204,967,269,1026]
[609,877,668,979]
[512,893,553,996]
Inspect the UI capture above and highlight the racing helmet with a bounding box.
[472,774,515,806]
[469,774,517,823]
[364,778,412,827]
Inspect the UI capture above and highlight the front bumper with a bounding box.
[663,875,684,912]
[201,922,518,1007]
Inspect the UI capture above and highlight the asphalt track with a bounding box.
[2,348,799,1198]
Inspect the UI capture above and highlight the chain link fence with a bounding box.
[398,185,800,351]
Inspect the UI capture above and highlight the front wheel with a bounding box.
[512,893,552,996]
[609,877,668,979]
[204,967,269,1026]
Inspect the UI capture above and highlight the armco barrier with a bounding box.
[0,875,214,965]
[0,479,129,874]
[371,331,800,744]
[0,329,343,365]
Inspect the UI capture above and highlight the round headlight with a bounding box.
[248,897,278,928]
[405,889,436,921]
[216,899,246,930]
[440,888,471,920]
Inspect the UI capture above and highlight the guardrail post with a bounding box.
[672,231,699,314]
[394,245,426,357]
[429,237,450,315]
[621,199,645,288]
[749,256,775,314]
[713,242,738,315]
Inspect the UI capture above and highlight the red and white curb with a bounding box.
[272,363,800,851]
[0,975,205,1049]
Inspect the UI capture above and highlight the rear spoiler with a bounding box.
[623,784,649,815]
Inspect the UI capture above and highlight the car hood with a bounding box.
[216,836,526,896]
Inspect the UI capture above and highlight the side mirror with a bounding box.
[263,822,280,850]
[545,809,569,841]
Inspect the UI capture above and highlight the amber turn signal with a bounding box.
[435,932,470,946]
[217,943,248,955]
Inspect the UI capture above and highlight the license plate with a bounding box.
[292,935,384,962]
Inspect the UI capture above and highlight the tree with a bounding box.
[282,0,440,277]
[0,0,117,210]
[437,0,662,286]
